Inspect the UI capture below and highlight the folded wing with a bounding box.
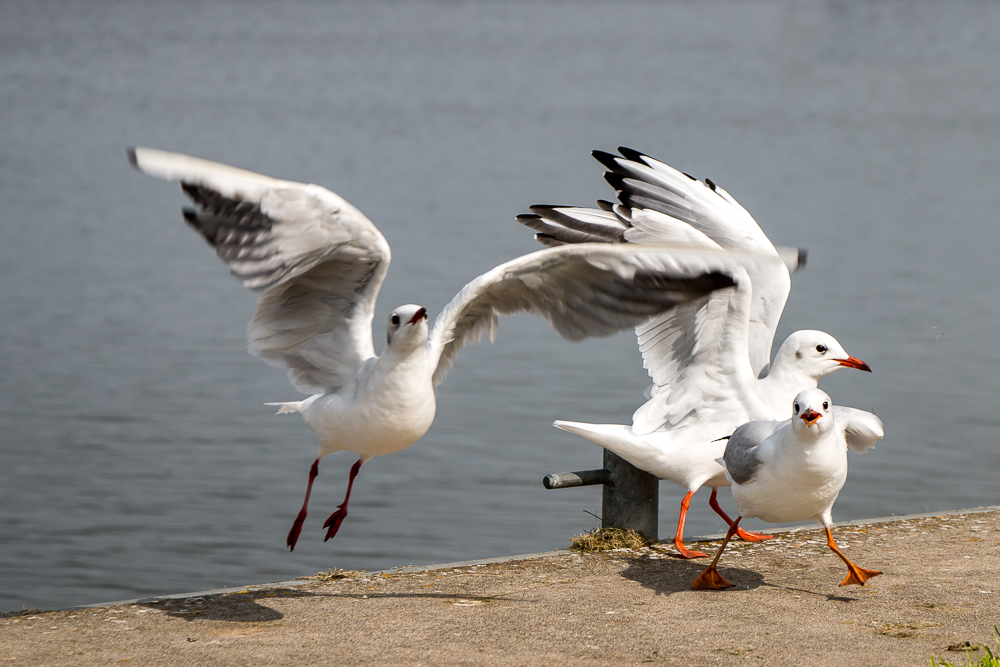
[128,147,391,394]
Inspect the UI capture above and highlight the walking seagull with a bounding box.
[693,388,884,589]
[518,148,872,557]
[128,146,756,550]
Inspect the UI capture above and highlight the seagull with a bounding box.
[518,148,872,558]
[127,146,757,550]
[692,388,884,589]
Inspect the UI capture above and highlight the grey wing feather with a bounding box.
[129,147,391,394]
[723,420,785,484]
[427,244,745,387]
[833,406,884,453]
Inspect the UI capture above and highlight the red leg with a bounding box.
[322,458,364,541]
[708,488,772,542]
[692,516,742,590]
[825,526,881,587]
[287,458,320,551]
[672,490,709,558]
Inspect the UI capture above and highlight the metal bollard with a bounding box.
[543,449,658,541]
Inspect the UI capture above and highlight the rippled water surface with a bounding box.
[2,0,1000,611]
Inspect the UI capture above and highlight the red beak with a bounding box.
[408,307,427,325]
[836,356,872,372]
[800,409,822,426]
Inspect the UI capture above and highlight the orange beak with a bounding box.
[408,307,428,324]
[800,409,822,426]
[837,356,872,372]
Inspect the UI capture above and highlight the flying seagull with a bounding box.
[128,146,753,550]
[519,148,871,557]
[693,388,884,589]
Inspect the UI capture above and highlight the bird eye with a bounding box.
[823,401,829,409]
[816,344,828,353]
[793,402,799,413]
[391,314,400,326]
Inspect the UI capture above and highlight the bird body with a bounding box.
[128,146,755,550]
[694,389,884,589]
[520,148,872,557]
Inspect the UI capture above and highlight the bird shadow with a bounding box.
[618,556,765,595]
[140,587,317,622]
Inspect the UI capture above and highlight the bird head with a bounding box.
[775,330,871,381]
[791,388,833,434]
[386,304,429,351]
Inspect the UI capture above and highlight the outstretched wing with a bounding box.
[128,147,391,394]
[629,255,788,435]
[723,419,787,485]
[426,244,749,387]
[518,148,802,378]
[833,406,884,453]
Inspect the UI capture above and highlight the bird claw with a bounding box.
[839,565,881,587]
[692,566,735,590]
[287,509,308,551]
[322,505,347,541]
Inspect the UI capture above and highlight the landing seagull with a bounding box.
[128,146,754,550]
[693,388,884,590]
[518,148,872,558]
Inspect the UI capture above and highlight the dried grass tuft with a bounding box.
[570,526,651,552]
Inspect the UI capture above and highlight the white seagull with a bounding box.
[693,388,884,589]
[128,146,756,550]
[518,148,872,558]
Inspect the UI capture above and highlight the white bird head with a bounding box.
[386,304,429,350]
[791,388,833,435]
[774,330,872,380]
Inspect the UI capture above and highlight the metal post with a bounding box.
[601,449,658,541]
[543,450,659,541]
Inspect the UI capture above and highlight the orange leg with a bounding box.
[692,516,742,590]
[825,526,881,586]
[708,488,772,542]
[673,491,708,559]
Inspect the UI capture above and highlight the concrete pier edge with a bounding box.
[65,503,1000,612]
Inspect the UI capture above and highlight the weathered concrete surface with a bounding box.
[4,508,1000,666]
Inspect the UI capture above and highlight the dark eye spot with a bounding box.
[391,314,400,326]
[823,401,829,410]
[816,344,828,354]
[793,402,799,413]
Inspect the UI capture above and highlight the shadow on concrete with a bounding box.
[141,587,320,622]
[618,556,765,595]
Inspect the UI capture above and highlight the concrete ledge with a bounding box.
[64,504,1000,610]
[5,505,1000,665]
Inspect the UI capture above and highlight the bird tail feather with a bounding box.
[265,401,304,415]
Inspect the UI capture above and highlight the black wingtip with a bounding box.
[797,247,808,270]
[705,177,717,192]
[596,199,615,212]
[617,146,646,162]
[126,146,139,169]
[603,171,626,191]
[592,149,621,171]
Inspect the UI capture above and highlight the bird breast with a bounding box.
[303,352,437,458]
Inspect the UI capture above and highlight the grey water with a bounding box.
[2,0,1000,612]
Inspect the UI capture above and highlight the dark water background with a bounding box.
[2,0,1000,611]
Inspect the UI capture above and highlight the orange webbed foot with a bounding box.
[839,564,882,587]
[673,541,709,559]
[736,527,773,542]
[692,566,735,590]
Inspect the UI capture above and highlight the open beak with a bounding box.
[408,307,428,325]
[800,409,822,426]
[836,356,872,373]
